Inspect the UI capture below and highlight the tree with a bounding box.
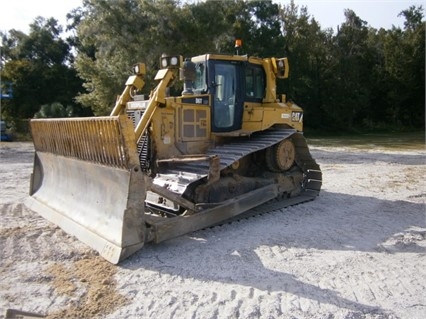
[5,0,419,132]
[397,6,425,128]
[72,0,235,115]
[324,9,374,129]
[377,6,425,128]
[278,1,333,129]
[399,5,424,31]
[0,17,87,121]
[72,0,179,115]
[34,102,75,118]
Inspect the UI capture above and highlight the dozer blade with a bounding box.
[25,116,146,264]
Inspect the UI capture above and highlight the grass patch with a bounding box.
[306,131,425,151]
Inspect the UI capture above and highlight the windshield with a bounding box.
[193,62,207,93]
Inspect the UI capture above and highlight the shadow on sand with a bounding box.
[121,190,425,315]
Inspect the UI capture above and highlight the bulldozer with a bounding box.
[25,48,322,264]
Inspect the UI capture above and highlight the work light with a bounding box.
[160,55,183,69]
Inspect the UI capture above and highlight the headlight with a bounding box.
[275,58,289,79]
[159,54,183,69]
[170,56,179,66]
[161,57,168,68]
[132,63,146,75]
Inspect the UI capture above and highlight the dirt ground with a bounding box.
[0,140,425,319]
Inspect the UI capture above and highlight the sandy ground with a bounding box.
[0,141,425,319]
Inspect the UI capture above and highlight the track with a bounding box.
[173,128,298,174]
[148,128,322,217]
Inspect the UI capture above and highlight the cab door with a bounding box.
[210,61,244,132]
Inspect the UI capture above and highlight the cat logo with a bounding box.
[292,111,303,122]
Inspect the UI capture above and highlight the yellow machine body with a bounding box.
[26,53,321,263]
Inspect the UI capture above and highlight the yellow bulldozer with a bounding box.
[25,49,322,264]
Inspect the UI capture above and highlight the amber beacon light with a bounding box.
[235,39,242,55]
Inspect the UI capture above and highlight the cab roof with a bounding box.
[191,54,264,65]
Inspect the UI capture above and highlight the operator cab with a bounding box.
[191,54,266,133]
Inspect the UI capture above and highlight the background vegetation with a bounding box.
[1,0,424,133]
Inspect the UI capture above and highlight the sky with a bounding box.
[289,0,425,31]
[0,0,424,34]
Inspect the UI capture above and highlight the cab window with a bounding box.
[193,62,207,93]
[245,65,265,102]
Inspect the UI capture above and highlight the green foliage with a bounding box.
[34,102,74,118]
[71,0,236,115]
[0,17,86,121]
[277,2,425,131]
[2,0,424,131]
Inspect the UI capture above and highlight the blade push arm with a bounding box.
[110,71,146,116]
[134,68,177,144]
